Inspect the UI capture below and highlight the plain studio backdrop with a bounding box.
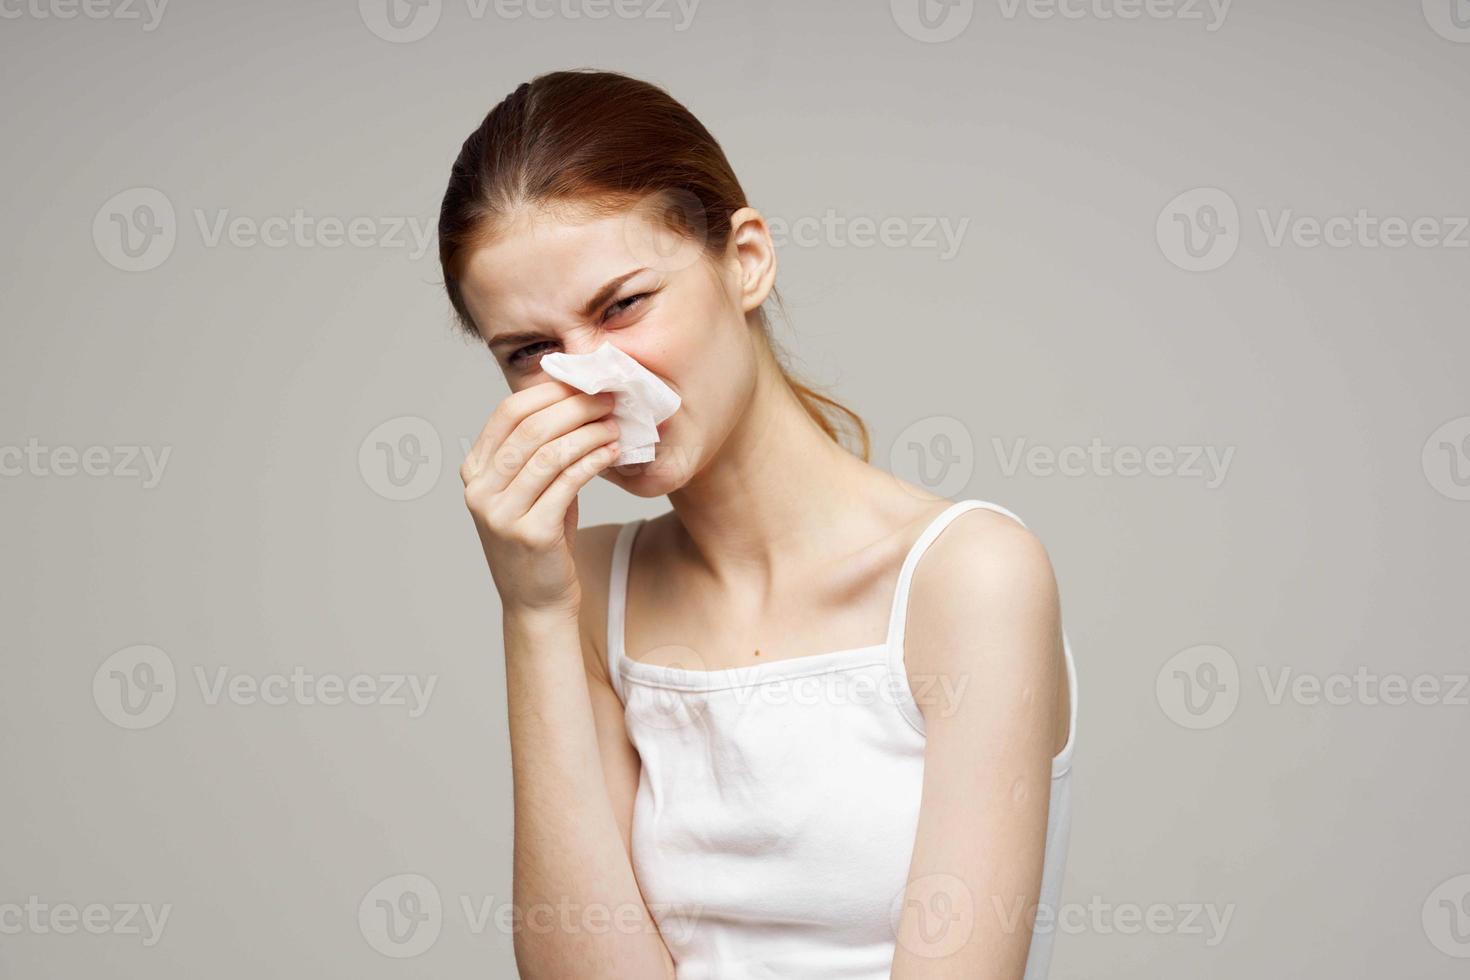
[2,1,1468,977]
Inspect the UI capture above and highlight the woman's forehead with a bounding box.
[464,225,705,349]
[461,212,639,311]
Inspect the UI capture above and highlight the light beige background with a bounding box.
[3,0,1468,976]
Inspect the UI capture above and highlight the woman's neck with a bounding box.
[665,342,915,584]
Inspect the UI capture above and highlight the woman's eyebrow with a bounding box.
[485,268,648,349]
[578,268,646,320]
[485,329,551,349]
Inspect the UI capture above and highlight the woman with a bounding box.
[439,69,1077,980]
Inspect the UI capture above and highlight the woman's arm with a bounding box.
[459,382,675,978]
[503,604,676,979]
[574,524,654,867]
[890,511,1067,980]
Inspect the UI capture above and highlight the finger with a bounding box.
[498,415,621,519]
[525,437,622,533]
[486,392,616,494]
[461,381,575,486]
[463,383,611,487]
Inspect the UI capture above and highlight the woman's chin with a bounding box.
[609,459,651,478]
[604,452,687,495]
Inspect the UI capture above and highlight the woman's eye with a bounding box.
[602,292,650,322]
[508,340,558,368]
[505,293,652,368]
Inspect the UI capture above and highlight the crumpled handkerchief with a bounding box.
[539,341,681,465]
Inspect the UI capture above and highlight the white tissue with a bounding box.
[539,341,681,466]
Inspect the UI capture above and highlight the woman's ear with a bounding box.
[727,207,778,313]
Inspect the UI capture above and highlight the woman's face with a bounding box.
[456,200,772,497]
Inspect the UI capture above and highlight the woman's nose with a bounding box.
[564,337,612,358]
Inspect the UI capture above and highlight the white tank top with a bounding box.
[606,498,1078,979]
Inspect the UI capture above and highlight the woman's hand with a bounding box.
[460,381,621,617]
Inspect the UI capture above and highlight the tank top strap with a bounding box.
[883,498,1031,733]
[605,518,646,704]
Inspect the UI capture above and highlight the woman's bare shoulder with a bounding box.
[571,512,676,592]
[570,522,625,682]
[571,513,675,682]
[573,521,624,600]
[905,505,1062,676]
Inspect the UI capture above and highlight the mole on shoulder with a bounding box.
[754,649,760,656]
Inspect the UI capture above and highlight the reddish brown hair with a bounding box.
[437,68,869,461]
